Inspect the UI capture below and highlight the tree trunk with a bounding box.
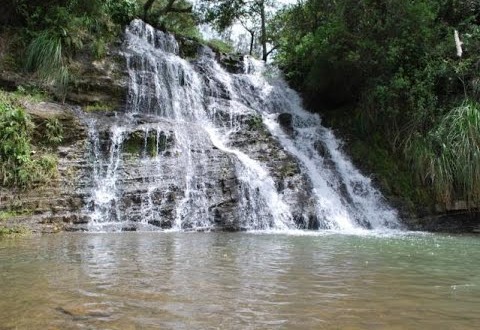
[143,0,156,20]
[249,30,255,56]
[260,0,268,61]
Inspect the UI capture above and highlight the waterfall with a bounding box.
[84,19,400,232]
[242,60,399,230]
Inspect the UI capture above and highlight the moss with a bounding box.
[123,130,172,157]
[279,162,298,179]
[0,226,31,238]
[246,115,264,131]
[0,209,33,221]
[84,102,115,112]
[123,131,144,155]
[206,39,234,54]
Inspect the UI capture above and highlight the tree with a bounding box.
[141,0,199,37]
[275,0,480,207]
[143,0,193,21]
[199,0,278,61]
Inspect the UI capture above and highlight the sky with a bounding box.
[195,0,299,51]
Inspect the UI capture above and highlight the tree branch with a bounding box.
[144,0,192,20]
[265,44,279,57]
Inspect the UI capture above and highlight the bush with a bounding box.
[0,94,58,187]
[405,101,480,204]
[106,0,139,25]
[206,39,234,54]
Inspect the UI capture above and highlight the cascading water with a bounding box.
[241,60,399,230]
[84,19,400,232]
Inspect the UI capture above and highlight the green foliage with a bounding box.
[25,30,69,97]
[91,38,108,59]
[0,98,34,186]
[141,0,200,39]
[0,94,58,188]
[161,11,201,40]
[0,226,30,238]
[349,136,430,211]
[15,0,139,98]
[276,0,480,207]
[14,85,50,103]
[198,0,246,31]
[44,118,64,146]
[0,209,33,221]
[84,103,115,112]
[106,0,139,25]
[198,0,277,60]
[206,39,234,54]
[405,101,480,204]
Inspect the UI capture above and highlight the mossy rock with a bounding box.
[123,130,173,157]
[178,38,200,59]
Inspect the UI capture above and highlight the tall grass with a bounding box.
[405,101,480,206]
[25,31,69,99]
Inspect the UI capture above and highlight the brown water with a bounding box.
[0,232,479,329]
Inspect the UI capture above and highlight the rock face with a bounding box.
[0,103,91,233]
[81,114,243,232]
[67,50,128,108]
[227,114,317,228]
[217,53,245,74]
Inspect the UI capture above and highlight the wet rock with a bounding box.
[217,53,245,74]
[56,306,112,320]
[178,37,200,58]
[278,113,293,133]
[314,140,328,158]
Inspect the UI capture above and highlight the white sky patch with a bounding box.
[194,0,299,43]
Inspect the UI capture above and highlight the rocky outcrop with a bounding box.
[212,109,318,229]
[8,20,468,234]
[67,50,128,108]
[217,53,245,74]
[406,211,480,233]
[0,102,91,233]
[79,114,242,232]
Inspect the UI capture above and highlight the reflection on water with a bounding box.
[0,232,479,329]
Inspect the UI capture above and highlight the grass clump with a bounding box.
[25,31,69,99]
[84,103,115,112]
[0,210,32,221]
[206,39,234,54]
[0,94,58,188]
[0,226,31,238]
[404,101,480,205]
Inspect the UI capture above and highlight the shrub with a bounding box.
[405,101,480,204]
[0,95,58,187]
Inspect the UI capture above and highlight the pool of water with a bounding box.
[1,231,479,329]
